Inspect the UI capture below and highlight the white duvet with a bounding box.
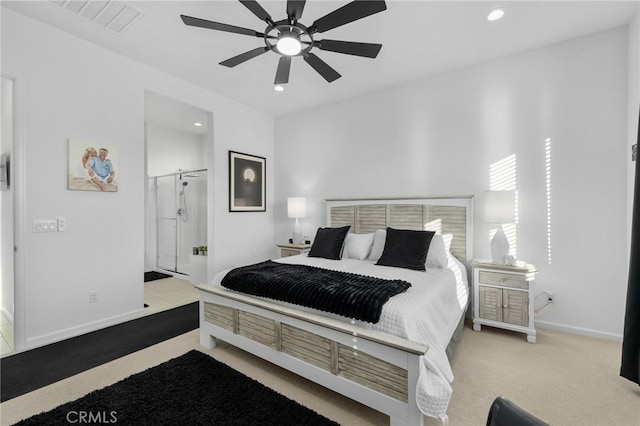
[212,254,469,421]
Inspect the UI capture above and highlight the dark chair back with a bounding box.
[486,396,549,426]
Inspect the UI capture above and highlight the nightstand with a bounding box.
[277,243,311,258]
[472,260,539,343]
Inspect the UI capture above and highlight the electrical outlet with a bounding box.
[547,292,556,302]
[89,291,98,303]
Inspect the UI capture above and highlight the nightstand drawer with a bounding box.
[478,271,528,289]
[281,248,301,257]
[277,243,311,258]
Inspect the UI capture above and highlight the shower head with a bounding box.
[179,181,189,195]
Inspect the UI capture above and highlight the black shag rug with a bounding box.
[14,350,339,426]
[144,271,172,282]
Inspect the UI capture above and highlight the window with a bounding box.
[545,138,552,264]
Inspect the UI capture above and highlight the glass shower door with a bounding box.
[156,175,177,272]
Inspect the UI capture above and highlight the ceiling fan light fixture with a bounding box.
[180,0,388,84]
[274,85,285,91]
[277,33,302,56]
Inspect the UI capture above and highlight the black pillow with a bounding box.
[308,226,351,260]
[376,228,435,271]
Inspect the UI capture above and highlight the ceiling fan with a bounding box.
[180,0,387,85]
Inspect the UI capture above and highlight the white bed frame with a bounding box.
[197,196,473,425]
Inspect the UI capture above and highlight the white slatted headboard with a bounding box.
[326,196,474,265]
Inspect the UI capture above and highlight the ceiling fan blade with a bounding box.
[274,56,292,84]
[316,39,382,58]
[303,53,341,82]
[181,15,264,38]
[239,0,273,23]
[310,0,386,34]
[220,47,269,67]
[286,0,306,21]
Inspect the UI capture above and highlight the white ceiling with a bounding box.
[4,0,639,127]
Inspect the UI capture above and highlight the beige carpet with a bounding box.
[1,322,638,426]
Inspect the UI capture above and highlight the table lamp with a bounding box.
[287,197,306,244]
[484,190,516,264]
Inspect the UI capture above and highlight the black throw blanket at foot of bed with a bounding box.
[221,260,411,323]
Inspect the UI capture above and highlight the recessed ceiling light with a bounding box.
[487,9,505,22]
[274,85,284,92]
[194,122,202,127]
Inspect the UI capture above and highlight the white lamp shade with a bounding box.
[287,197,306,219]
[484,190,515,223]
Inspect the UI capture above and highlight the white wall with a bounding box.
[275,27,630,340]
[628,12,639,258]
[1,77,14,324]
[146,123,207,177]
[2,8,275,350]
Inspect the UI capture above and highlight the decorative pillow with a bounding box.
[376,228,435,271]
[425,234,448,269]
[344,233,375,260]
[368,229,387,262]
[308,226,351,260]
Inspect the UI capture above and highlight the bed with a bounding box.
[196,196,473,425]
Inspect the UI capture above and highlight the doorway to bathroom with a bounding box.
[144,91,211,287]
[151,169,207,275]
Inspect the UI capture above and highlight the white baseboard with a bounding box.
[535,320,623,343]
[24,307,146,352]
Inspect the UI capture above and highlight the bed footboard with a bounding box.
[197,285,428,426]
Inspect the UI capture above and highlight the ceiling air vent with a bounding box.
[48,0,145,35]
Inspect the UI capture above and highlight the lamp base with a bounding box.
[292,219,302,244]
[491,225,510,265]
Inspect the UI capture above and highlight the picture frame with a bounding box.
[229,150,266,212]
[67,139,118,192]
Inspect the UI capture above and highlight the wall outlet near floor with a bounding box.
[89,291,98,303]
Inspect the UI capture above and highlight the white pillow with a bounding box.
[344,233,375,260]
[425,234,448,269]
[367,229,387,261]
[442,233,453,253]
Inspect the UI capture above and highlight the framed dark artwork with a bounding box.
[229,151,265,212]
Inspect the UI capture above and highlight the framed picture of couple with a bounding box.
[67,139,118,192]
